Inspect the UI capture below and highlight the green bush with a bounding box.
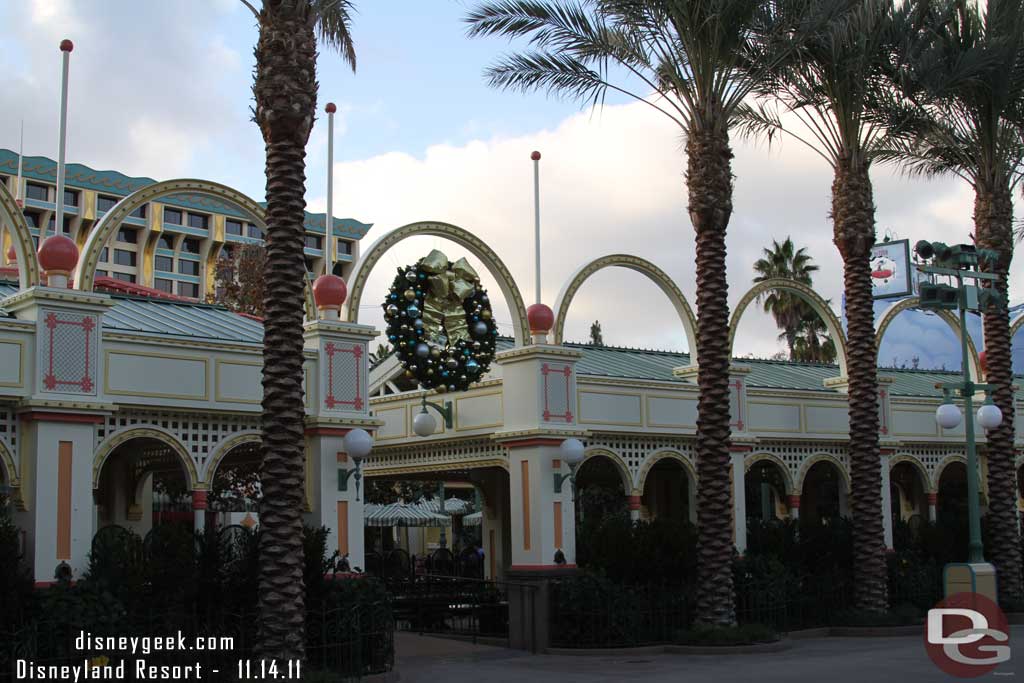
[576,514,698,585]
[675,623,778,646]
[0,505,34,629]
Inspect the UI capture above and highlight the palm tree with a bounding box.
[241,0,356,661]
[877,0,1024,601]
[791,310,837,363]
[465,0,806,626]
[752,237,819,355]
[738,0,916,611]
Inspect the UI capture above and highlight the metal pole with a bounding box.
[324,103,336,277]
[55,40,73,241]
[959,270,984,563]
[532,151,541,304]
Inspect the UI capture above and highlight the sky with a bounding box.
[1,0,1021,368]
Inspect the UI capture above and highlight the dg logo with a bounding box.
[926,592,1011,678]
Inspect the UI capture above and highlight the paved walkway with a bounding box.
[395,628,1022,682]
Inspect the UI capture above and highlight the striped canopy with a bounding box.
[363,502,451,528]
[462,511,482,527]
[415,497,473,515]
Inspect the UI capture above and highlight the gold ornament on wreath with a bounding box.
[383,249,498,393]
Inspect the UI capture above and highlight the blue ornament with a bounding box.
[388,335,397,342]
[442,371,450,378]
[390,294,398,301]
[466,359,479,373]
[472,321,488,337]
[415,343,429,358]
[407,304,420,317]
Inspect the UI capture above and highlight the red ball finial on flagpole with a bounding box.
[531,151,541,161]
[325,102,337,114]
[60,39,74,52]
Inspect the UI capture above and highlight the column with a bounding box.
[192,489,207,534]
[628,492,641,522]
[306,429,366,573]
[880,452,894,549]
[731,450,747,554]
[928,492,938,522]
[479,473,508,580]
[19,414,102,584]
[787,495,801,520]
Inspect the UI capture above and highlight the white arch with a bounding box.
[578,447,634,492]
[343,221,530,345]
[745,452,795,495]
[552,254,697,353]
[203,431,261,484]
[890,454,933,494]
[0,180,40,289]
[876,297,980,381]
[637,449,697,492]
[92,426,199,490]
[796,453,851,493]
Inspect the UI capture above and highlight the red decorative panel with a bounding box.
[541,363,574,423]
[39,308,97,396]
[878,388,889,435]
[323,341,364,411]
[730,378,745,431]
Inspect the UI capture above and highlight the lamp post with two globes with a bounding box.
[915,240,1006,578]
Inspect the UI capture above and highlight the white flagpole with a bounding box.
[15,121,24,207]
[325,102,336,277]
[54,38,73,241]
[531,150,541,304]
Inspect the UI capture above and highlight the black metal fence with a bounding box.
[387,574,535,650]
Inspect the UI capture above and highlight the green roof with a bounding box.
[0,149,371,240]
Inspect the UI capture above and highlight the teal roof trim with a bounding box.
[0,150,372,239]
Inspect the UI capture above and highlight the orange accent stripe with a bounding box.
[489,529,496,578]
[337,501,349,555]
[521,459,531,551]
[57,442,72,560]
[553,501,563,549]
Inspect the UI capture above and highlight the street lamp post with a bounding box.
[915,241,1005,599]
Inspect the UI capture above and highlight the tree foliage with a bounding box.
[210,244,267,317]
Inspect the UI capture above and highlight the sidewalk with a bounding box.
[394,627,1022,682]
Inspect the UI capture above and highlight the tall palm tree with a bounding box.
[877,0,1024,601]
[242,0,356,661]
[752,237,820,355]
[738,0,916,611]
[465,0,807,626]
[791,310,837,363]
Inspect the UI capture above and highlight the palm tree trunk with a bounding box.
[974,184,1021,603]
[688,126,736,627]
[253,0,318,662]
[832,160,887,612]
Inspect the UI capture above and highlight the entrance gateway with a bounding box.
[0,191,999,639]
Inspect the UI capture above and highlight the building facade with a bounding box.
[0,149,371,299]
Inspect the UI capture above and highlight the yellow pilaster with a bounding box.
[82,190,96,221]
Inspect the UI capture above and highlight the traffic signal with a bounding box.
[919,281,960,310]
[916,240,953,263]
[915,241,982,269]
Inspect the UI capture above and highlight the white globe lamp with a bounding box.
[413,408,437,438]
[977,402,1003,430]
[936,403,962,430]
[560,438,585,467]
[343,427,373,462]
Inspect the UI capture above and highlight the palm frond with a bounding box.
[310,0,357,71]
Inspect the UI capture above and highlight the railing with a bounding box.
[365,548,484,583]
[388,574,536,651]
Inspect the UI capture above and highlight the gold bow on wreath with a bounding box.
[419,249,479,344]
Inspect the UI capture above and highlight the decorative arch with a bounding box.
[1010,313,1024,346]
[92,427,199,490]
[74,179,316,318]
[876,297,980,380]
[0,438,18,487]
[637,449,697,492]
[203,431,262,484]
[744,452,795,494]
[0,180,41,289]
[731,279,848,376]
[552,254,697,352]
[344,221,530,345]
[933,453,968,492]
[796,453,851,493]
[579,447,634,492]
[889,454,933,494]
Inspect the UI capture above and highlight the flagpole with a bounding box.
[325,102,336,277]
[54,39,73,242]
[531,150,541,305]
[15,121,24,207]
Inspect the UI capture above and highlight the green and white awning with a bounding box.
[363,502,451,528]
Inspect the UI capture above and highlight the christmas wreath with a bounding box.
[383,249,498,393]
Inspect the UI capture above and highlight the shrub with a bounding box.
[577,515,698,585]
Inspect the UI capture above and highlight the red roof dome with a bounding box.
[38,234,79,273]
[313,274,347,310]
[527,302,554,333]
